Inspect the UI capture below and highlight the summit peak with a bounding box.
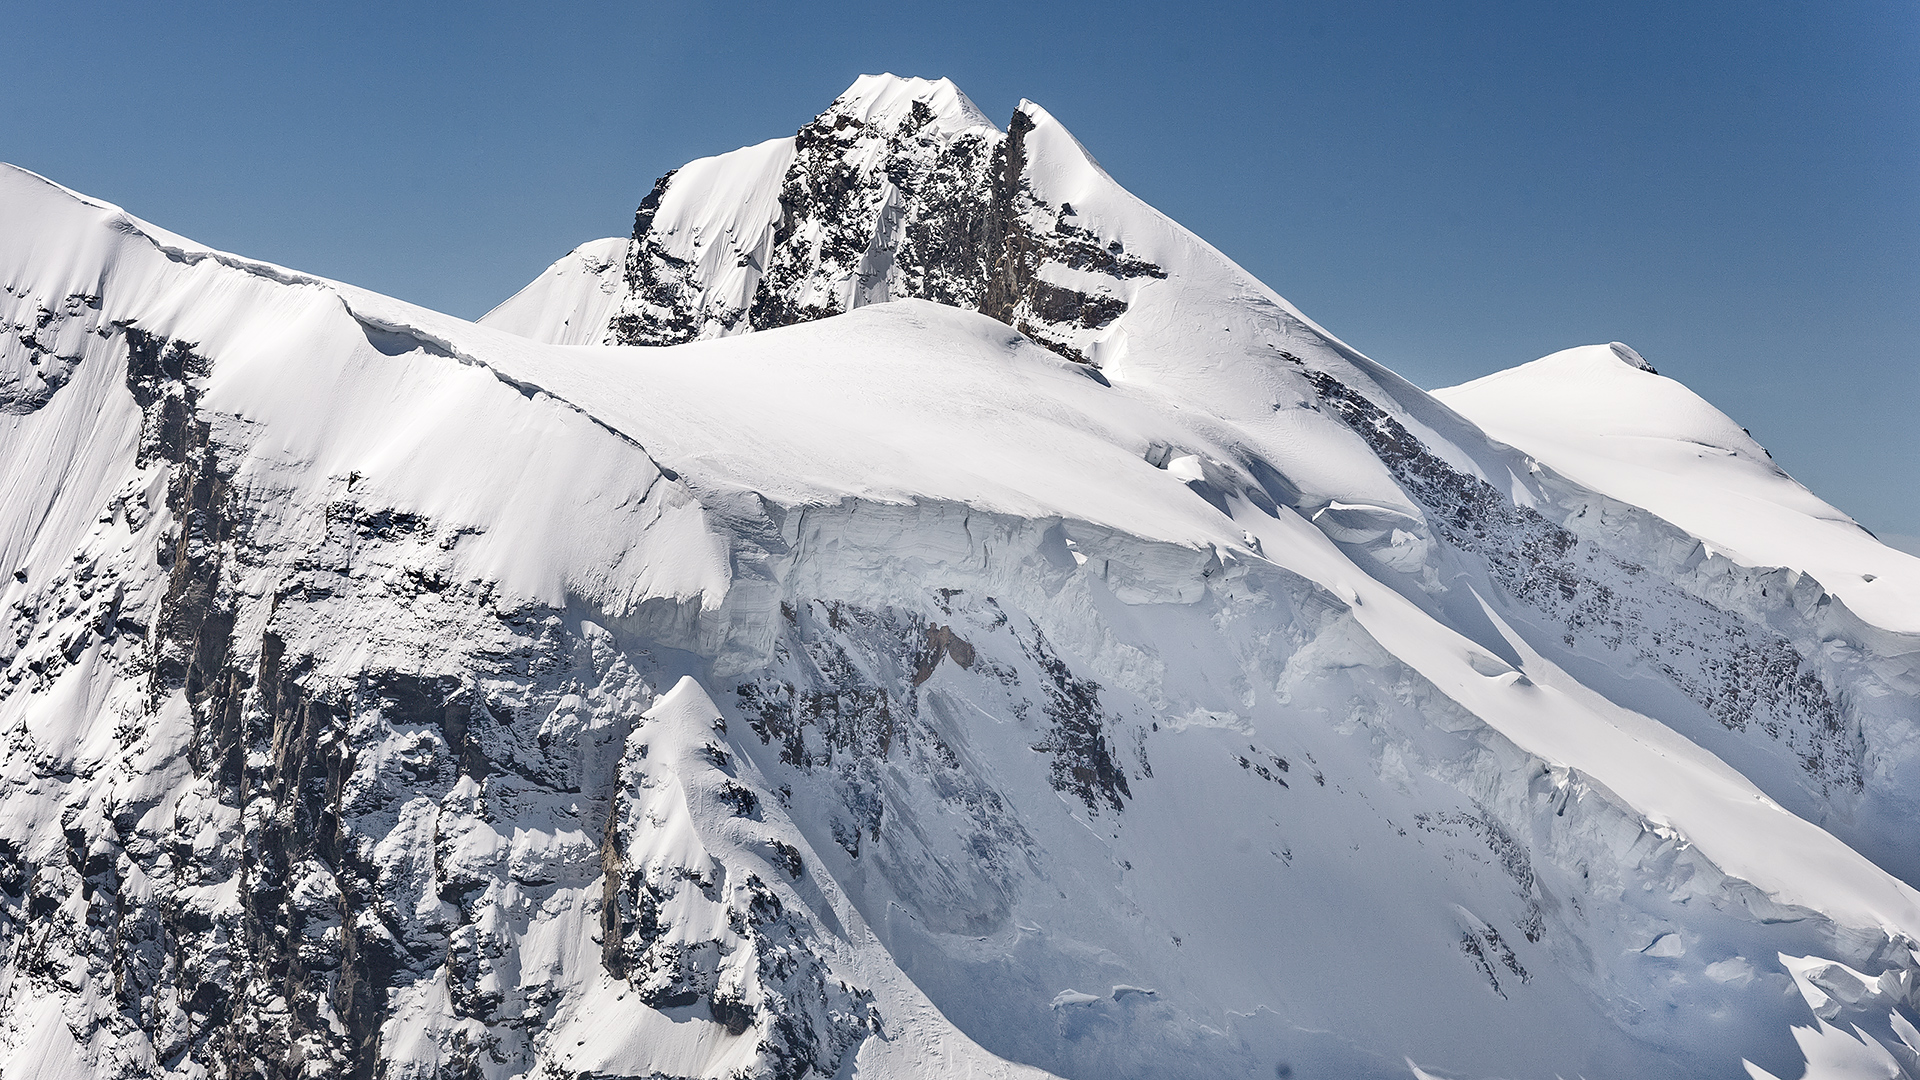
[828,73,997,134]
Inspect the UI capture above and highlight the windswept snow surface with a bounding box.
[3,73,1920,1080]
[477,237,631,347]
[1436,343,1920,636]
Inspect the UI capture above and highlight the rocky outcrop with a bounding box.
[0,289,101,415]
[608,77,1160,365]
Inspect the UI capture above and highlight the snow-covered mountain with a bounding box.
[1432,343,1920,637]
[4,73,1919,1080]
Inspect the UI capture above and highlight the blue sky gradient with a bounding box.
[6,1,1915,543]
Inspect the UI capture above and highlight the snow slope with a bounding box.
[477,237,631,347]
[3,73,1920,1080]
[484,70,1920,894]
[1435,342,1920,635]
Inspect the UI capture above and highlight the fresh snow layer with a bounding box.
[477,236,630,346]
[1436,343,1920,634]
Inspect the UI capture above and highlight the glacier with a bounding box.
[1,73,1918,1080]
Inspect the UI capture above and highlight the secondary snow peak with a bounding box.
[1438,342,1920,635]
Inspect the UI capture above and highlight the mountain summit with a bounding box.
[4,75,1920,1080]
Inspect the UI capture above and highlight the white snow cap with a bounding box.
[829,73,997,133]
[1437,342,1920,631]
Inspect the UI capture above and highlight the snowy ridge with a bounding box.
[1435,342,1920,635]
[477,237,632,347]
[2,72,1919,1080]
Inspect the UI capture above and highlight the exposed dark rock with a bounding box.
[0,292,102,414]
[610,171,702,346]
[609,93,1162,366]
[1022,628,1129,814]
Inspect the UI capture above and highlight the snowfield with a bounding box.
[1,75,1917,1080]
[1433,342,1920,637]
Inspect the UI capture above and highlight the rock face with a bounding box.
[602,75,1164,366]
[6,75,1920,1080]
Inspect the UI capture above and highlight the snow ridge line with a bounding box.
[143,234,331,291]
[343,307,683,483]
[126,224,688,488]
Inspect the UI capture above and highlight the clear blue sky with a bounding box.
[7,1,1915,546]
